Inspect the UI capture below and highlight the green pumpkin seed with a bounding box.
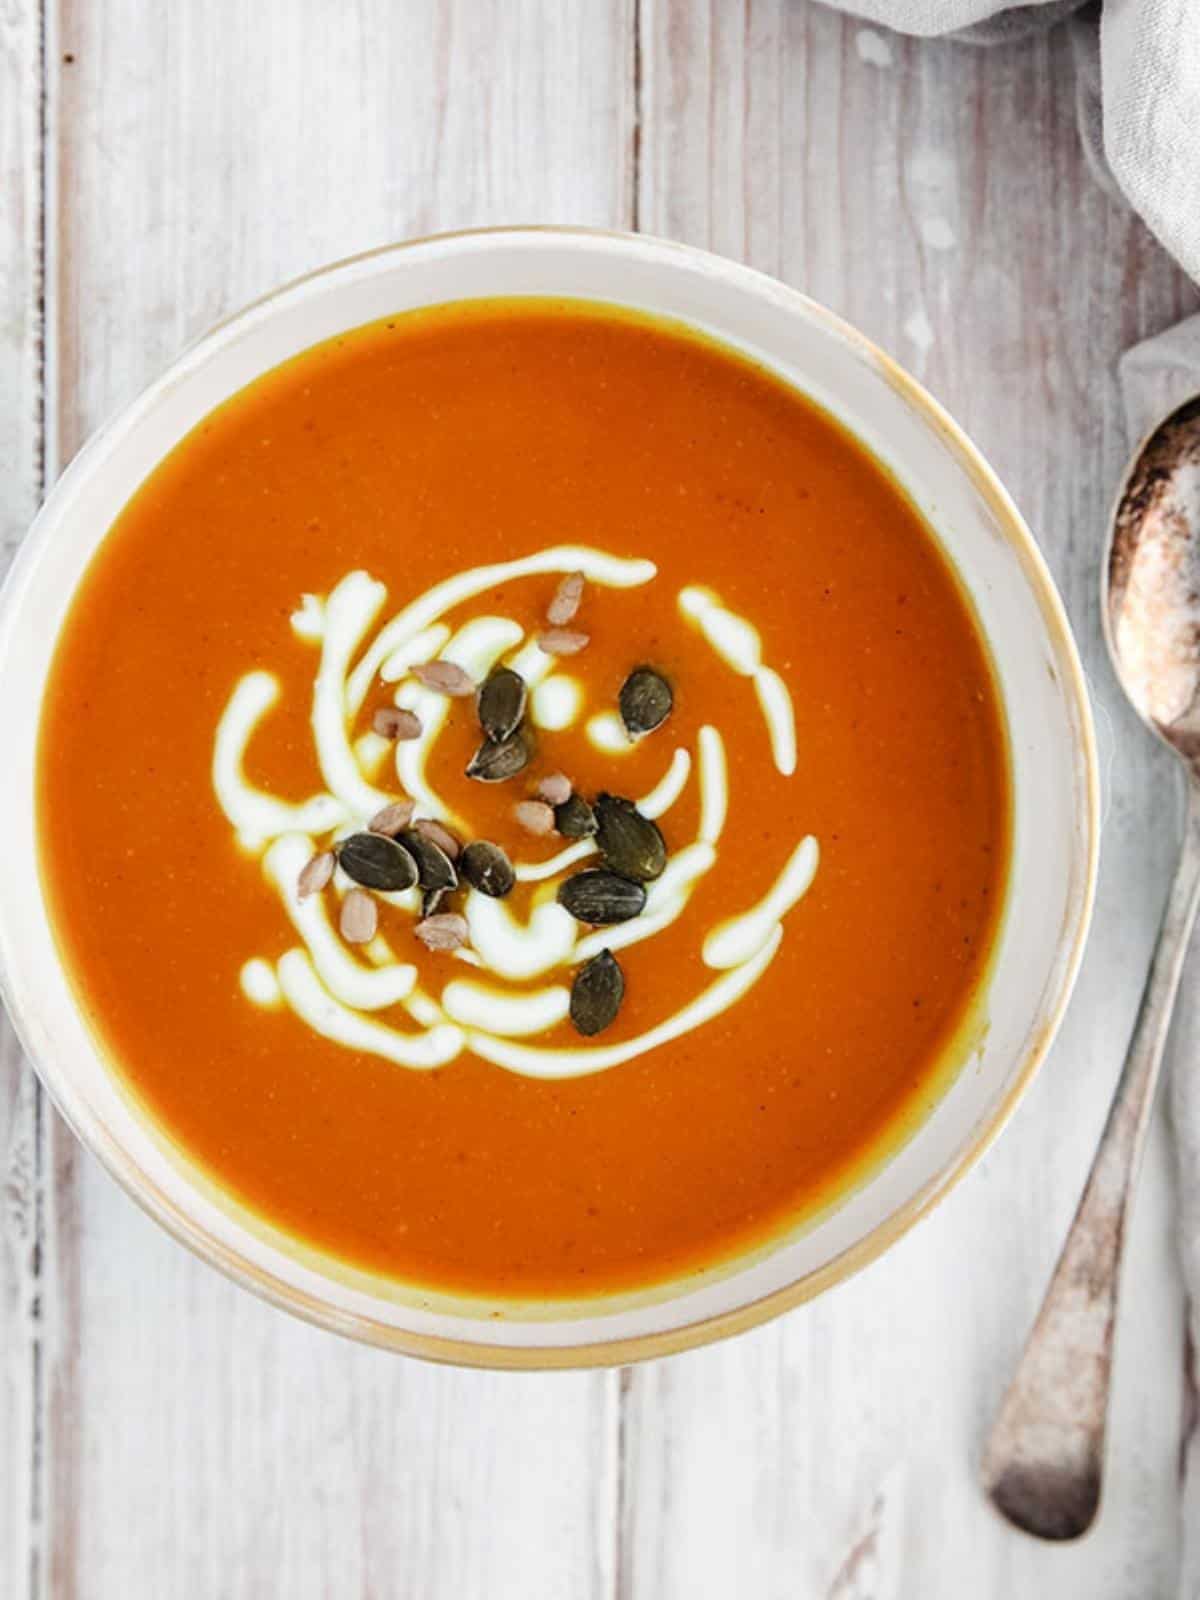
[554,793,597,839]
[593,794,667,882]
[570,950,625,1036]
[619,666,673,736]
[477,666,528,743]
[337,831,419,892]
[398,830,458,893]
[460,840,516,899]
[466,726,534,783]
[557,869,646,926]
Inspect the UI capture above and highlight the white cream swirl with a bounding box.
[213,548,818,1079]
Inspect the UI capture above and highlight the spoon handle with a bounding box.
[981,783,1200,1541]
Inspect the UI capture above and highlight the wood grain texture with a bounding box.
[626,4,1198,1597]
[1,1,51,1596]
[43,3,632,1597]
[0,0,1196,1594]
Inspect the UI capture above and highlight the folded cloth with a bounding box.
[813,0,1200,283]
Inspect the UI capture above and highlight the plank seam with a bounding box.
[630,0,643,234]
[26,4,53,1595]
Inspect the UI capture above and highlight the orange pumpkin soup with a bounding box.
[37,300,1008,1298]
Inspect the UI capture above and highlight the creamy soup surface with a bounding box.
[38,301,1010,1298]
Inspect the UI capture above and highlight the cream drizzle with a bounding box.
[484,731,724,973]
[463,893,578,981]
[697,725,728,844]
[265,835,418,1009]
[513,748,692,883]
[213,671,345,850]
[313,572,391,818]
[215,548,820,1081]
[530,675,582,730]
[639,749,692,819]
[585,710,631,753]
[391,616,522,829]
[679,585,798,776]
[703,837,820,970]
[575,843,717,962]
[441,980,569,1035]
[514,840,595,885]
[277,950,462,1069]
[468,929,782,1079]
[345,546,656,711]
[240,958,281,1007]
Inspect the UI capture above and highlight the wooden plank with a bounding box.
[0,0,50,1596]
[46,3,632,1596]
[628,6,1198,1596]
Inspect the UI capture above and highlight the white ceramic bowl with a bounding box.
[0,228,1097,1366]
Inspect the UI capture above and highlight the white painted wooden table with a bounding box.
[3,4,1197,1595]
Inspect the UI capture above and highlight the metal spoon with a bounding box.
[981,396,1200,1541]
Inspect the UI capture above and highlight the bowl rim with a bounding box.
[0,223,1100,1368]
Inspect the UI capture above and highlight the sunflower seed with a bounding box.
[477,666,527,742]
[398,829,458,892]
[368,799,415,836]
[414,912,470,952]
[537,628,589,657]
[422,887,449,918]
[594,793,667,882]
[557,869,646,926]
[619,666,673,737]
[340,888,378,944]
[536,772,572,806]
[337,831,419,891]
[372,706,423,740]
[514,799,556,836]
[547,570,585,626]
[412,659,475,697]
[297,850,335,898]
[460,841,515,898]
[554,793,597,839]
[570,949,625,1036]
[466,726,534,782]
[412,817,462,861]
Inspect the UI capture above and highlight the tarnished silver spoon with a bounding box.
[981,396,1200,1541]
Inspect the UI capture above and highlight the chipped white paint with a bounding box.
[903,307,935,353]
[921,217,956,252]
[855,27,893,69]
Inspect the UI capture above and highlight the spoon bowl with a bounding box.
[1105,397,1200,759]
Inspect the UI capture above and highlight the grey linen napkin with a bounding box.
[812,0,1200,284]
